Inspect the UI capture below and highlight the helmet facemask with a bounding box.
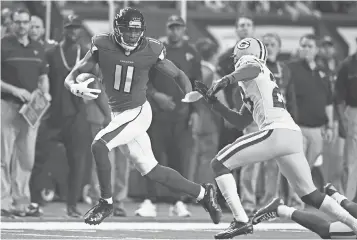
[114,22,145,52]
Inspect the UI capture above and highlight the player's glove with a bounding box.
[206,77,230,98]
[70,78,101,100]
[194,80,217,104]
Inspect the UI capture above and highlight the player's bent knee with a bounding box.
[301,189,326,209]
[211,158,230,177]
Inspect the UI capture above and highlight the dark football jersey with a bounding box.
[91,33,165,112]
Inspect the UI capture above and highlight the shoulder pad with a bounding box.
[91,33,112,49]
[147,37,165,56]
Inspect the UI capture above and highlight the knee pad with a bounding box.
[91,139,109,154]
[301,189,326,209]
[210,158,230,177]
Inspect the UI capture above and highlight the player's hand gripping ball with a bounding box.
[73,73,101,100]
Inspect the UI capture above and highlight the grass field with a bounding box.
[1,202,321,239]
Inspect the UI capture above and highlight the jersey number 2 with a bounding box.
[114,64,134,93]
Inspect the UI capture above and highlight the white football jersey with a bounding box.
[237,56,300,131]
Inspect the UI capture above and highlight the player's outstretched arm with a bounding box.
[64,50,97,90]
[154,58,192,94]
[211,101,253,130]
[194,81,253,130]
[207,61,261,97]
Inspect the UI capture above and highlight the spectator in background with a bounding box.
[30,15,91,218]
[1,8,50,218]
[27,15,58,217]
[136,15,202,217]
[188,38,221,185]
[85,67,130,217]
[335,39,357,202]
[286,34,334,208]
[29,15,57,51]
[317,36,344,194]
[1,8,13,38]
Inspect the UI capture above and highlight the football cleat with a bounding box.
[198,183,222,224]
[252,198,284,225]
[214,220,253,239]
[84,198,113,225]
[324,183,338,197]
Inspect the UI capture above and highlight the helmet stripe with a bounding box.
[255,38,265,61]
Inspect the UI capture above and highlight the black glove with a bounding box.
[194,80,218,104]
[206,78,230,97]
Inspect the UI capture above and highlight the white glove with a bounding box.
[70,78,101,100]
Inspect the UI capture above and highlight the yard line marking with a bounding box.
[1,222,309,231]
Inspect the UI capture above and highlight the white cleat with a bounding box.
[169,201,192,217]
[134,199,157,217]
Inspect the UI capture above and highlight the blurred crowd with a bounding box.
[1,3,357,220]
[61,1,357,17]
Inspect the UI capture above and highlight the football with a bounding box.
[76,73,100,90]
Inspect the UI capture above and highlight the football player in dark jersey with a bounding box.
[64,8,221,225]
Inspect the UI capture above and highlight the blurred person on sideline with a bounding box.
[317,36,344,194]
[1,8,50,218]
[85,67,130,217]
[188,38,222,185]
[335,37,357,202]
[135,15,202,218]
[29,15,91,218]
[1,8,13,38]
[27,15,58,217]
[29,15,57,51]
[286,34,334,208]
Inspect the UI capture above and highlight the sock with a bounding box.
[215,173,249,223]
[197,186,205,201]
[291,210,330,239]
[277,205,295,219]
[331,192,348,205]
[341,200,357,218]
[329,221,356,239]
[91,140,112,199]
[103,197,113,204]
[145,164,201,198]
[319,196,357,233]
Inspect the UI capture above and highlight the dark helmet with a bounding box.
[113,8,146,51]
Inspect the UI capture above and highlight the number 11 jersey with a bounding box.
[238,57,300,131]
[91,33,165,112]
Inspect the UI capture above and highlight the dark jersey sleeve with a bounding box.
[90,35,100,63]
[147,37,166,61]
[188,44,202,82]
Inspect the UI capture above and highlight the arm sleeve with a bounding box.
[190,47,203,82]
[153,58,192,93]
[210,100,253,130]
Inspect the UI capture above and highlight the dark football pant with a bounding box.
[30,111,92,207]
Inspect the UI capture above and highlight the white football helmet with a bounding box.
[233,37,267,68]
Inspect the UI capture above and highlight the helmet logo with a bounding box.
[237,40,251,50]
[128,20,142,28]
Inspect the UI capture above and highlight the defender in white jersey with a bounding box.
[193,37,357,239]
